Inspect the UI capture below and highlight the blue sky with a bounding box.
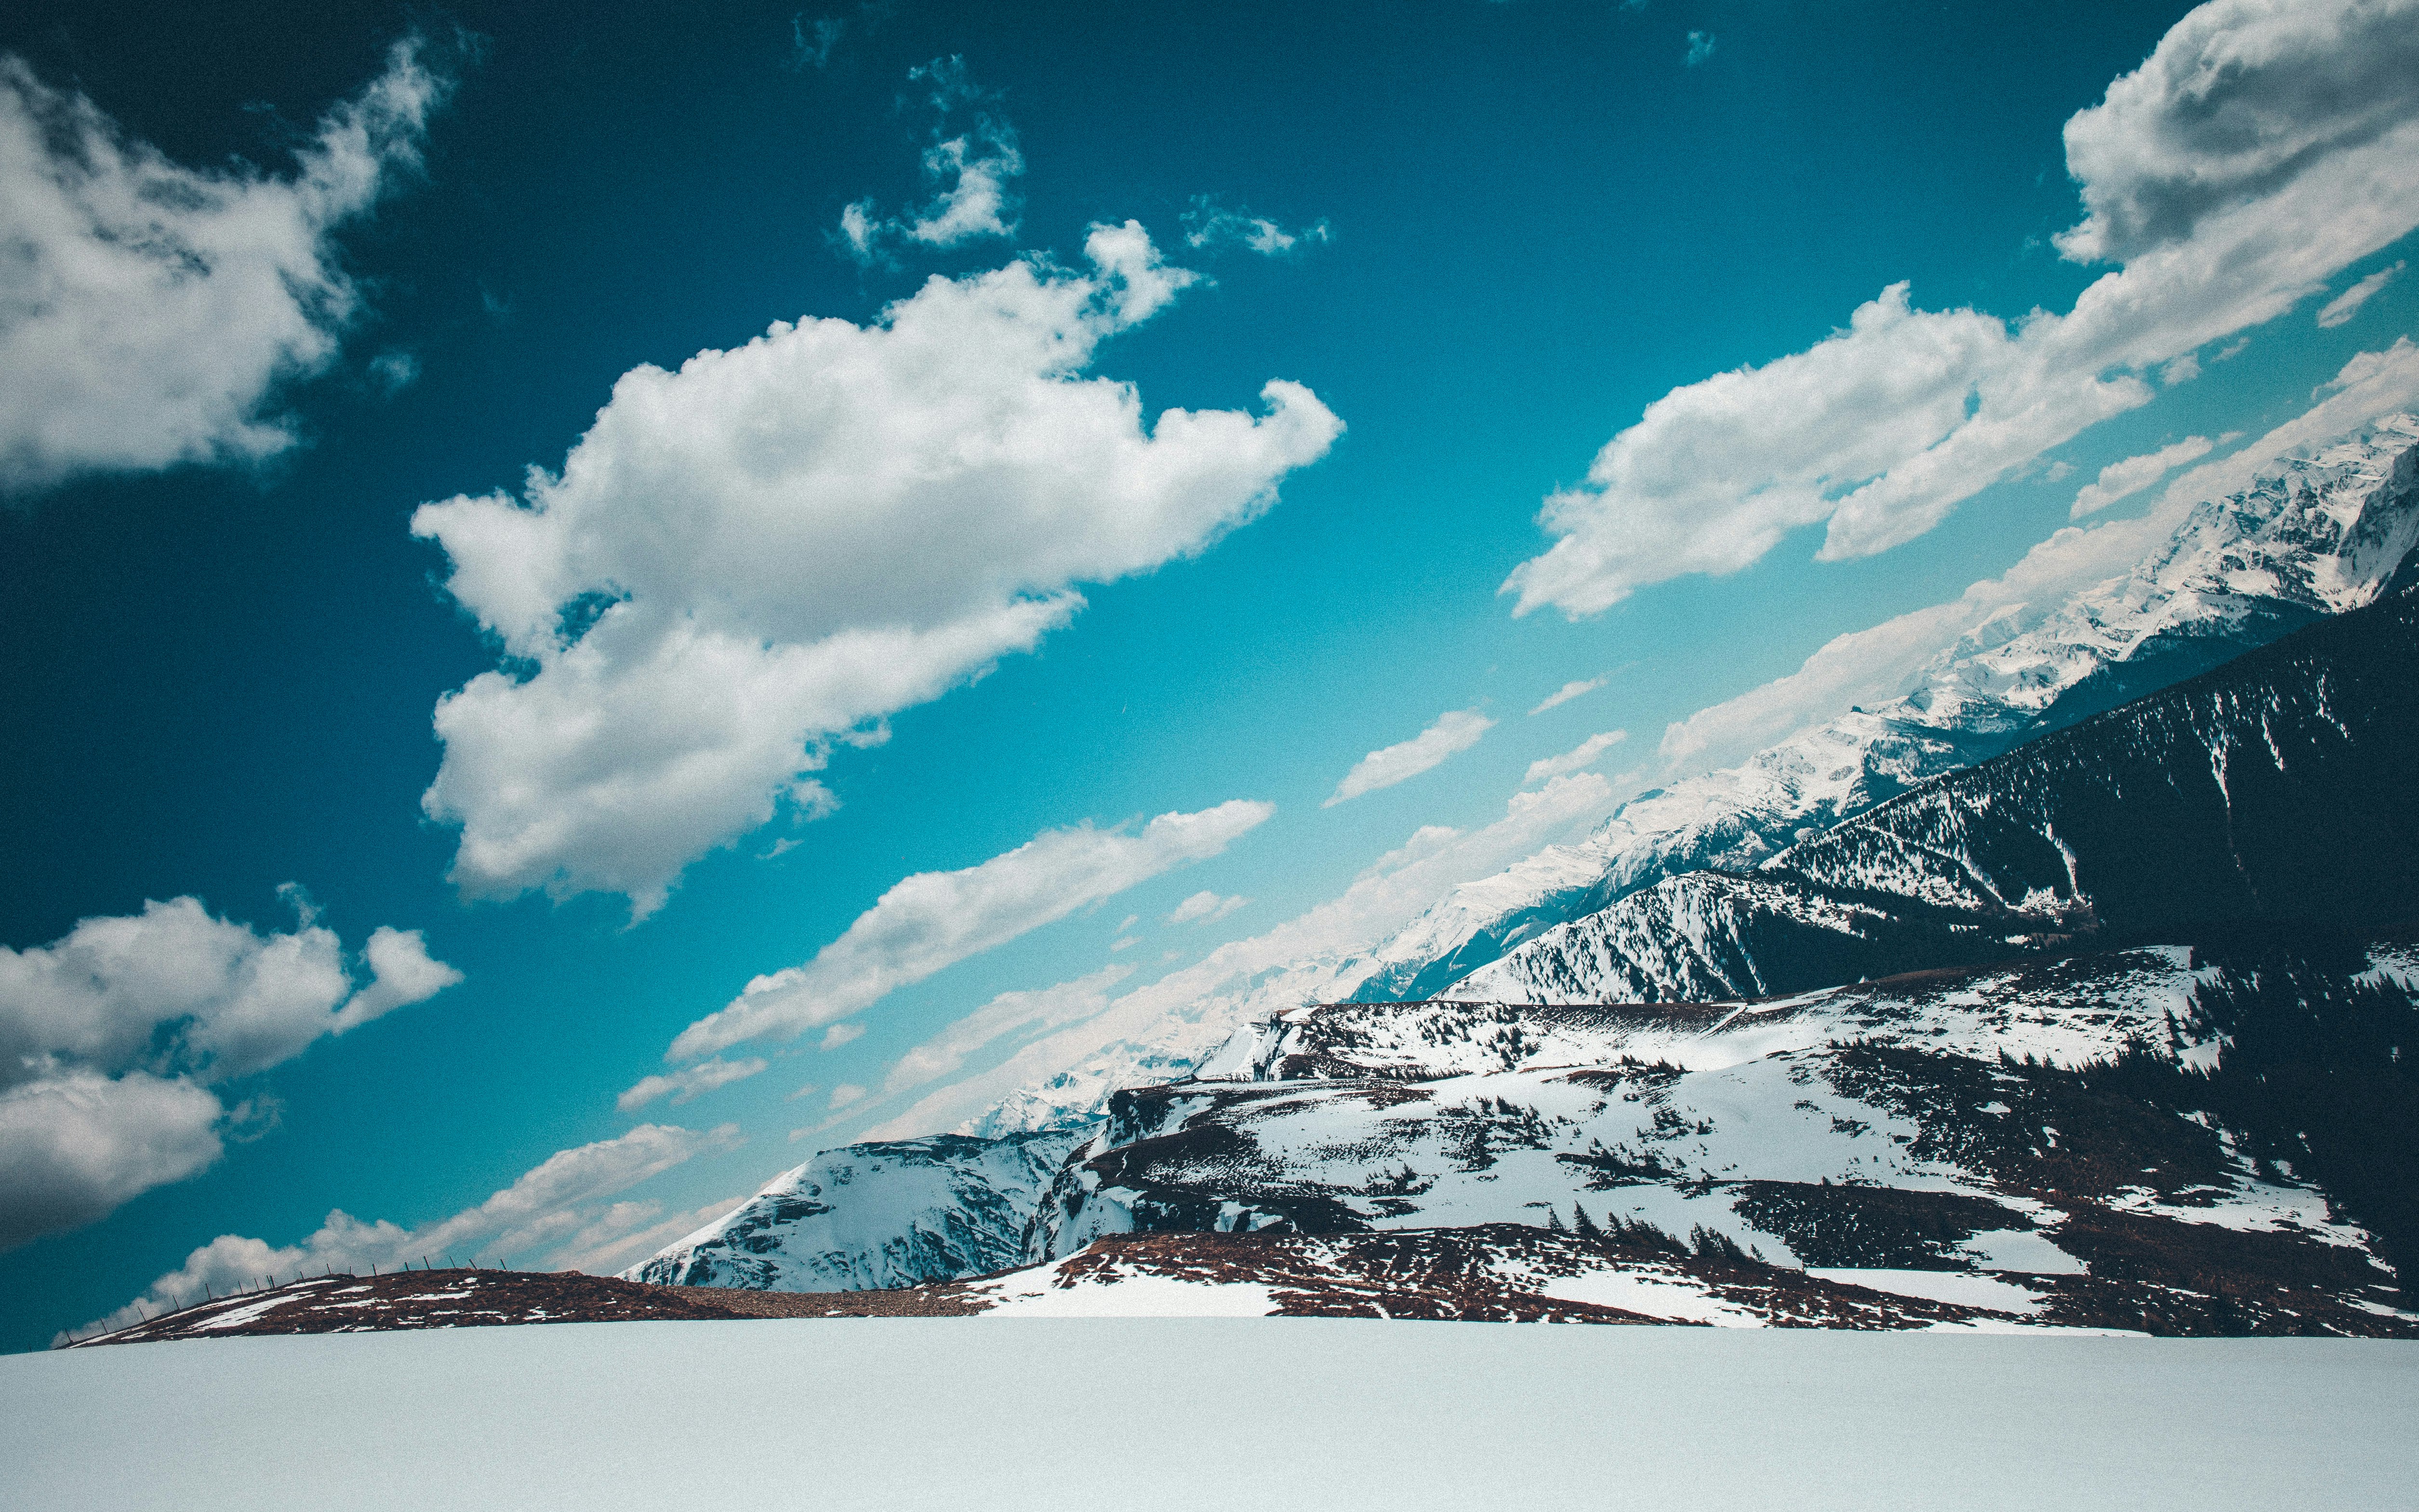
[5,0,2418,1350]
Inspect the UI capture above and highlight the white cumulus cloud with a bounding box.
[72,1121,737,1340]
[1326,709,1495,807]
[667,800,1273,1060]
[0,39,451,494]
[2070,436,2216,518]
[0,1072,227,1257]
[2318,261,2406,327]
[414,224,1339,918]
[1504,0,2419,616]
[1524,729,1627,787]
[0,895,460,1249]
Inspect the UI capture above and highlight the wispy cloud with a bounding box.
[616,1057,767,1112]
[667,801,1272,1058]
[1166,890,1248,925]
[1524,729,1627,787]
[2070,435,2216,518]
[837,57,1023,263]
[1685,31,1716,66]
[880,964,1131,1100]
[2318,261,2406,328]
[787,13,845,70]
[863,772,1621,1142]
[1326,709,1495,807]
[1529,675,1608,716]
[1183,198,1331,256]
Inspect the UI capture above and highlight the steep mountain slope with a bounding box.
[1454,573,2419,1005]
[625,1129,1077,1290]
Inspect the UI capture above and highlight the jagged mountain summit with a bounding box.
[628,414,2419,1303]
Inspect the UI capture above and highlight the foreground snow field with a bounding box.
[7,1324,2416,1511]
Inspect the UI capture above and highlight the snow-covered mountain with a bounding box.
[625,413,2419,1296]
[1013,935,2419,1336]
[625,1130,1077,1290]
[1452,562,2419,1004]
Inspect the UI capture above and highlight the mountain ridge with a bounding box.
[1456,573,2419,1004]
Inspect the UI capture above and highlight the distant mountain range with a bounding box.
[1453,566,2419,1003]
[632,415,2419,1329]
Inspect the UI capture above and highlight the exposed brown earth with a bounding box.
[67,1219,2419,1348]
[69,1267,754,1345]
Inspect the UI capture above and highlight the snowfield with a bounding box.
[7,1324,2416,1511]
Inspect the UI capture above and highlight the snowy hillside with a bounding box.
[1031,942,2419,1337]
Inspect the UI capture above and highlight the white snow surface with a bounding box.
[1059,1052,2316,1265]
[1808,1268,2048,1314]
[1220,945,2217,1080]
[970,1261,1281,1317]
[1533,1269,1769,1325]
[9,1324,2418,1511]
